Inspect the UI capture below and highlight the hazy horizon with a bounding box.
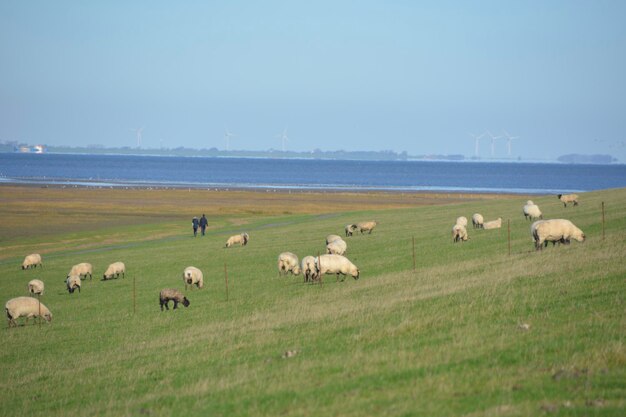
[1,1,625,161]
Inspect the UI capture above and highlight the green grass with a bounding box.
[1,189,625,416]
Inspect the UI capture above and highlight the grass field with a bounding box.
[1,185,624,416]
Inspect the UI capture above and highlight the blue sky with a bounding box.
[1,1,625,160]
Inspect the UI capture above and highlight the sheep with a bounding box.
[6,296,52,327]
[530,220,567,248]
[471,213,484,229]
[225,232,249,247]
[159,288,190,311]
[558,194,579,207]
[278,252,301,276]
[22,253,42,270]
[482,218,502,230]
[356,221,377,235]
[27,279,45,296]
[345,224,357,237]
[182,266,204,289]
[456,216,468,227]
[452,224,469,243]
[326,234,342,245]
[67,263,93,280]
[103,262,125,280]
[301,256,318,283]
[326,238,347,256]
[532,219,585,250]
[66,275,81,294]
[523,201,543,221]
[315,254,359,281]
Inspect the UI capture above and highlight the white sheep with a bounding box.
[345,224,357,237]
[452,224,469,243]
[66,275,81,294]
[326,234,342,245]
[356,221,377,235]
[532,219,585,250]
[471,213,484,229]
[27,279,45,296]
[225,232,249,247]
[159,288,190,311]
[103,262,126,280]
[523,201,543,221]
[68,262,93,280]
[456,216,468,227]
[5,296,52,327]
[482,218,502,230]
[558,194,579,207]
[22,253,42,270]
[301,256,318,283]
[315,254,359,281]
[326,238,347,256]
[183,266,204,289]
[278,252,301,276]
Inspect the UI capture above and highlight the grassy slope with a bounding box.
[1,189,624,416]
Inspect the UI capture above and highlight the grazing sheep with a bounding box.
[483,218,502,230]
[278,252,301,276]
[532,219,585,250]
[345,224,357,237]
[22,254,42,270]
[66,275,81,294]
[326,234,342,245]
[27,279,45,296]
[159,289,190,311]
[225,232,249,247]
[68,263,93,280]
[530,220,567,247]
[103,262,125,280]
[456,216,468,227]
[301,256,318,283]
[315,254,359,281]
[523,201,543,221]
[326,238,347,256]
[471,213,484,229]
[356,221,377,235]
[6,296,52,327]
[558,194,579,207]
[452,224,469,243]
[182,266,204,289]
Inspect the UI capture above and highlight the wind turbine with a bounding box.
[276,127,289,152]
[130,127,144,147]
[224,128,235,151]
[486,130,502,157]
[502,130,520,156]
[468,132,485,157]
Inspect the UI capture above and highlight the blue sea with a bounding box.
[1,153,625,194]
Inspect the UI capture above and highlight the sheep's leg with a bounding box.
[173,301,178,309]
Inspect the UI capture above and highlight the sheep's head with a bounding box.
[353,269,360,280]
[293,266,301,275]
[186,278,193,284]
[182,297,190,307]
[44,312,52,322]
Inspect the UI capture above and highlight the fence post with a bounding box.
[602,201,605,241]
[133,274,136,314]
[507,219,511,256]
[412,236,416,271]
[224,262,229,301]
[317,252,323,287]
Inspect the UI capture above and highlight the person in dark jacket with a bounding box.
[192,217,199,237]
[199,214,208,236]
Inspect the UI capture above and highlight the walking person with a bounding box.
[192,216,199,237]
[199,214,208,236]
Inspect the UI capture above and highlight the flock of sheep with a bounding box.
[6,193,584,327]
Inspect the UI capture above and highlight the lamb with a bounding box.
[103,262,125,280]
[225,232,249,247]
[22,253,42,270]
[159,288,190,311]
[482,218,502,230]
[6,296,52,327]
[456,216,468,227]
[523,201,543,221]
[326,234,342,245]
[558,194,579,207]
[66,275,81,294]
[345,224,357,237]
[471,213,484,229]
[278,252,301,276]
[182,266,204,289]
[356,221,377,235]
[326,238,347,256]
[301,256,318,283]
[68,263,93,280]
[452,224,469,243]
[315,254,359,281]
[532,219,585,250]
[27,279,45,296]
